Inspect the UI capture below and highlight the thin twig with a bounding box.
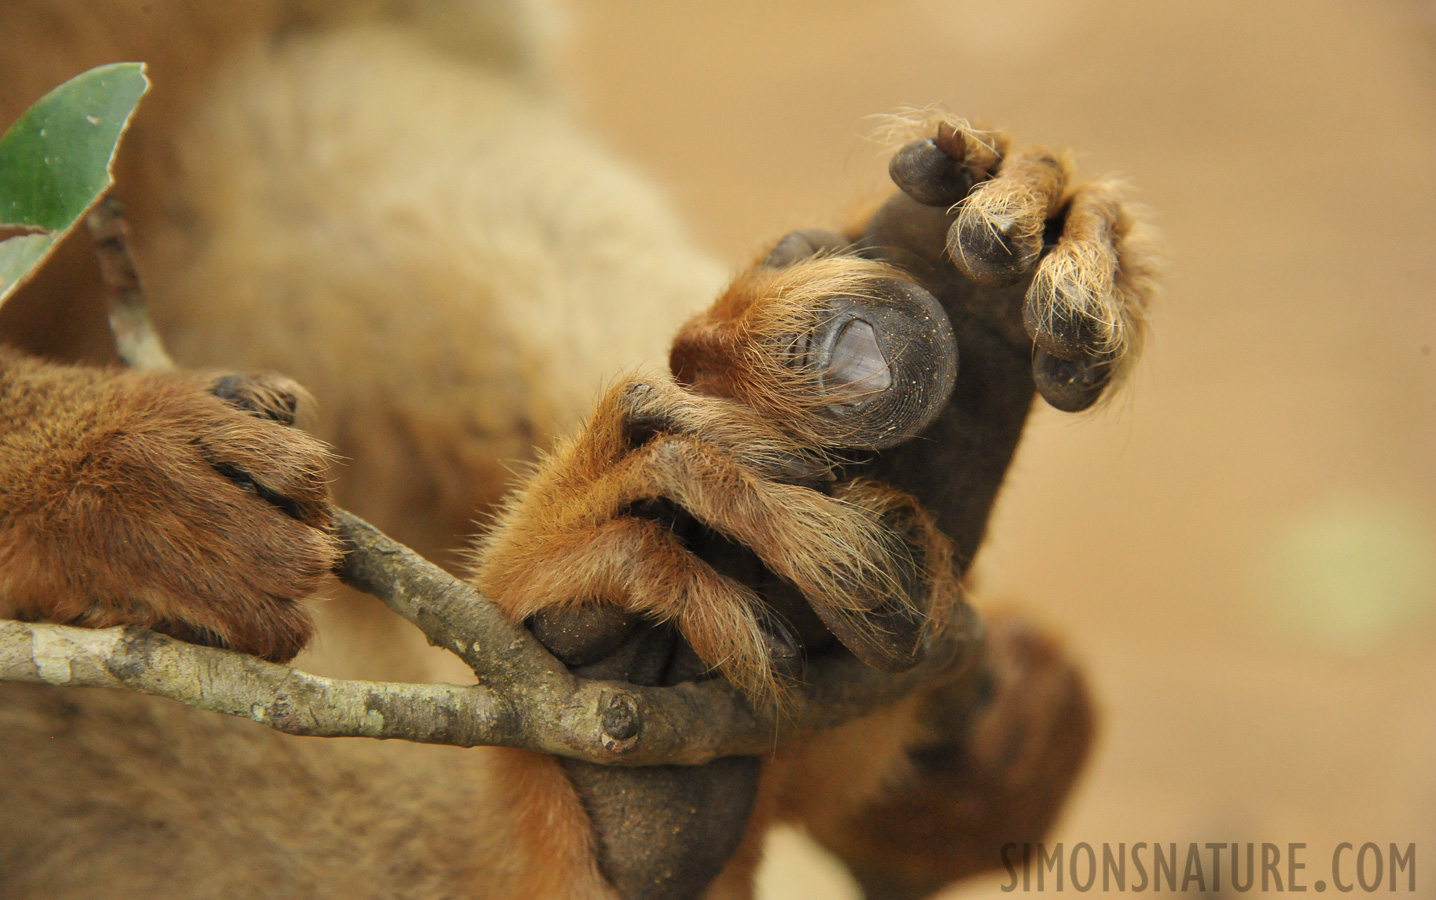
[0,620,504,743]
[85,195,174,371]
[334,509,557,681]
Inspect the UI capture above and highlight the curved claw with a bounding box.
[763,228,851,268]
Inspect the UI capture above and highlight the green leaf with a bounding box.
[0,233,56,295]
[0,62,149,306]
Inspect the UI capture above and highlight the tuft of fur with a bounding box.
[672,255,918,444]
[872,108,1010,182]
[951,146,1074,287]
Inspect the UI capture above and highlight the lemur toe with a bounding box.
[949,147,1070,289]
[889,138,972,208]
[1032,350,1113,413]
[209,372,309,426]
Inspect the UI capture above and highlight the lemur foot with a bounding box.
[886,115,1157,411]
[0,353,338,662]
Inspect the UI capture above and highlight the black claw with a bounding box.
[803,505,932,673]
[817,591,929,673]
[150,618,231,653]
[620,382,687,448]
[889,138,973,208]
[208,459,306,522]
[622,413,670,449]
[754,606,804,677]
[1033,349,1113,412]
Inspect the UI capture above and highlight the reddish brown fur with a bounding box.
[489,748,618,899]
[469,106,1155,893]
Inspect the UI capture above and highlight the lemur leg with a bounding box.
[751,117,1152,896]
[0,350,338,661]
[791,617,1093,900]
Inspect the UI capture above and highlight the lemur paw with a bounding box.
[476,266,965,701]
[0,357,339,662]
[889,116,1157,411]
[477,378,951,701]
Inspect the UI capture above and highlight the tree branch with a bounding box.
[1,526,983,765]
[332,505,987,762]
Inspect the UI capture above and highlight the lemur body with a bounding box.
[0,3,1152,897]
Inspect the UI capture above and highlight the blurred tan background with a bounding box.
[560,1,1436,896]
